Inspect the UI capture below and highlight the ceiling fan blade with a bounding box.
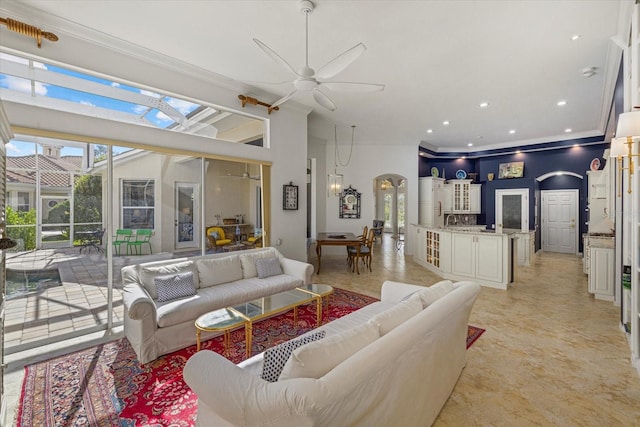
[315,43,366,79]
[243,80,293,87]
[253,38,300,77]
[271,89,298,109]
[312,89,336,111]
[321,81,385,92]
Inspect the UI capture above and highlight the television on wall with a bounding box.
[498,162,524,179]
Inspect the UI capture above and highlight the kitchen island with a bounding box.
[411,224,516,290]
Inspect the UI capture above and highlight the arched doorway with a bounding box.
[374,174,407,238]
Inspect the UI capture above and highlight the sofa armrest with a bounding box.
[185,350,302,425]
[122,282,156,320]
[280,258,314,285]
[380,280,427,303]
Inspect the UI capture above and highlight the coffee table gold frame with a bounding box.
[194,284,334,358]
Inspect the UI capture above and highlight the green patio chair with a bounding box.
[127,229,153,255]
[112,229,133,255]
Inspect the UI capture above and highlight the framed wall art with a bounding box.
[283,182,298,210]
[498,161,524,179]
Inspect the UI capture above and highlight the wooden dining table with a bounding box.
[316,232,362,274]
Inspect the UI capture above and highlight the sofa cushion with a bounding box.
[261,331,326,382]
[256,257,283,279]
[240,248,280,278]
[197,256,243,288]
[279,321,379,381]
[139,260,199,299]
[415,280,455,308]
[368,296,422,335]
[155,272,196,302]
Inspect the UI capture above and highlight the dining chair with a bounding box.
[348,228,375,273]
[347,225,368,267]
[112,229,133,255]
[127,229,153,255]
[371,219,385,244]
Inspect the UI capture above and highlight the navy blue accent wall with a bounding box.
[419,143,610,252]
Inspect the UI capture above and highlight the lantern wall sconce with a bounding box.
[610,111,640,195]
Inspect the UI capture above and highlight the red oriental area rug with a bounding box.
[16,288,484,427]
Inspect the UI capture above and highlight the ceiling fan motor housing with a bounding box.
[299,0,314,14]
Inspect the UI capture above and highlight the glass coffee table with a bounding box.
[195,284,334,358]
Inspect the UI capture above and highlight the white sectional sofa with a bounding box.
[184,279,481,427]
[122,247,313,364]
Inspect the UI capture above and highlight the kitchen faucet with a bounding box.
[445,214,456,227]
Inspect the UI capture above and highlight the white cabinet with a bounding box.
[589,246,614,301]
[442,184,452,213]
[413,225,427,263]
[443,180,481,214]
[451,233,503,283]
[587,170,613,234]
[419,177,445,227]
[515,231,535,266]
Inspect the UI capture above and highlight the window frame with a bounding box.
[121,179,155,229]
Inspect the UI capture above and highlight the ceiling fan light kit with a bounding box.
[251,0,384,112]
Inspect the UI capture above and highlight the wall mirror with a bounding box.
[340,185,361,219]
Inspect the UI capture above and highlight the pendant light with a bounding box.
[327,125,356,197]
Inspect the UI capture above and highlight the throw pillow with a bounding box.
[368,296,423,336]
[255,257,283,279]
[209,231,220,240]
[261,331,326,382]
[197,256,243,288]
[415,280,455,308]
[279,322,379,381]
[139,260,198,299]
[154,271,196,302]
[239,248,280,278]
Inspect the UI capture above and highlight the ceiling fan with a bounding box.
[252,0,384,112]
[223,163,260,181]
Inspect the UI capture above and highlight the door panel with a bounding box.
[175,183,198,249]
[542,190,578,254]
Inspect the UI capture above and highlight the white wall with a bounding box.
[314,141,418,256]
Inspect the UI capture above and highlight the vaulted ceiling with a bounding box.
[1,0,632,152]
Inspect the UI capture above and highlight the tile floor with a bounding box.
[3,237,640,426]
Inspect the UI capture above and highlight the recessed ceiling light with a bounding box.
[573,144,579,147]
[516,150,521,154]
[467,143,473,147]
[509,129,516,134]
[571,34,580,41]
[565,128,572,133]
[443,120,450,126]
[557,100,567,106]
[461,156,466,160]
[427,129,433,133]
[479,102,489,108]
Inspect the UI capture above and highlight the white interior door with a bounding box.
[495,189,529,233]
[541,190,578,254]
[175,182,199,249]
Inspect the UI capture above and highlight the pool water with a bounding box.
[5,268,62,299]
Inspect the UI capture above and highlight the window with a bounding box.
[122,180,155,229]
[17,191,30,212]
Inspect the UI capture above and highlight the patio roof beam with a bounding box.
[0,59,189,127]
[0,89,157,127]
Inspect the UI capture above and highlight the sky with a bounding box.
[0,52,202,157]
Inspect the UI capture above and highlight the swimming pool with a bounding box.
[5,268,62,299]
